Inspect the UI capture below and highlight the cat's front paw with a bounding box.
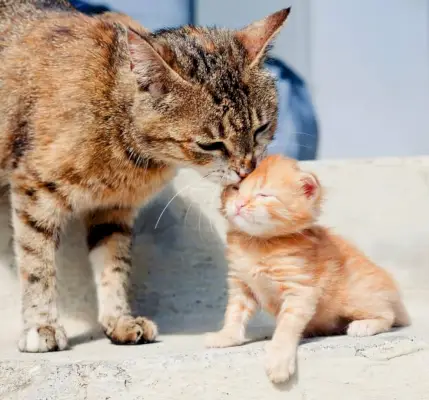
[18,324,68,353]
[205,330,245,348]
[265,342,297,384]
[102,315,158,345]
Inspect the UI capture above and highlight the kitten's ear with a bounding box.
[127,29,188,97]
[235,8,291,68]
[300,172,320,200]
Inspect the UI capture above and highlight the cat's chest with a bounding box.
[67,166,176,211]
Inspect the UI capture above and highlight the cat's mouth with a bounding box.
[204,169,242,186]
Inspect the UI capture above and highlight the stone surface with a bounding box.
[0,157,428,399]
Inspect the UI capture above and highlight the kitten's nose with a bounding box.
[235,198,247,214]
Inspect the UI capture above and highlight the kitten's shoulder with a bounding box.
[310,225,358,262]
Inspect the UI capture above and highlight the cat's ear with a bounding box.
[235,8,291,68]
[300,172,320,200]
[127,29,188,97]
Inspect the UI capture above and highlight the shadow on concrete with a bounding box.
[0,181,229,346]
[132,184,228,335]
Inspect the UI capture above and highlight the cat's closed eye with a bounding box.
[197,141,228,154]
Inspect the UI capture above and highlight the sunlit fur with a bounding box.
[207,155,410,384]
[0,1,290,352]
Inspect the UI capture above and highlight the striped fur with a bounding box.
[0,0,290,352]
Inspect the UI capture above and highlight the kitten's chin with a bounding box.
[229,215,272,237]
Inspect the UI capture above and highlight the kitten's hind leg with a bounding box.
[12,182,69,352]
[347,313,395,337]
[205,276,258,348]
[86,207,158,345]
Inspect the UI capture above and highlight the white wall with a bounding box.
[84,0,429,159]
[198,0,429,159]
[197,0,311,84]
[311,0,429,159]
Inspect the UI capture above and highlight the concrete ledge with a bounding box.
[1,157,429,399]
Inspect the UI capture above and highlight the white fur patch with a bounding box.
[89,246,108,284]
[25,328,43,352]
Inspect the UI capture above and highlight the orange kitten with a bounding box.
[205,154,410,383]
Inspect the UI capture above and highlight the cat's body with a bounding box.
[0,0,290,352]
[206,155,409,383]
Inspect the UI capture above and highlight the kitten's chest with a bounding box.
[231,252,301,313]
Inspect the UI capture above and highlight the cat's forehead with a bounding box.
[154,28,244,80]
[153,27,270,107]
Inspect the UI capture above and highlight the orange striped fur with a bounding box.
[206,155,410,383]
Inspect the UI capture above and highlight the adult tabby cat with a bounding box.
[0,0,290,352]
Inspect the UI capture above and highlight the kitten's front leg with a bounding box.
[86,207,157,345]
[12,184,69,352]
[265,286,317,384]
[205,275,258,348]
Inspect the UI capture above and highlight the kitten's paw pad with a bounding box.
[18,325,68,353]
[205,331,244,348]
[103,315,158,345]
[265,343,296,384]
[347,319,389,337]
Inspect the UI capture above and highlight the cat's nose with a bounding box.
[238,167,251,179]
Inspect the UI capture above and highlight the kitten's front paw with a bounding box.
[102,315,158,345]
[18,324,68,353]
[205,330,245,348]
[265,343,297,384]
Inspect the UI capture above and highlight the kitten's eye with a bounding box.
[254,122,271,140]
[197,141,228,154]
[257,193,271,198]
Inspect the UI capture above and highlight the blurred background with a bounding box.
[71,0,429,161]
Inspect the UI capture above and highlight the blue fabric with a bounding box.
[69,0,110,14]
[265,58,319,160]
[69,0,319,160]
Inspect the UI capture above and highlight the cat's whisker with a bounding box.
[292,131,316,138]
[155,172,212,229]
[183,201,193,227]
[154,184,193,229]
[207,171,226,233]
[198,204,203,237]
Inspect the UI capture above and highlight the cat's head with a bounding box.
[221,155,322,237]
[124,8,291,185]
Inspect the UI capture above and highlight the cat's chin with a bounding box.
[200,170,241,186]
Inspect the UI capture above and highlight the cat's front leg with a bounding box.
[205,275,258,348]
[265,286,317,384]
[12,183,69,352]
[86,207,157,345]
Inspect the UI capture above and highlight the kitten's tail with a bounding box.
[393,298,411,327]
